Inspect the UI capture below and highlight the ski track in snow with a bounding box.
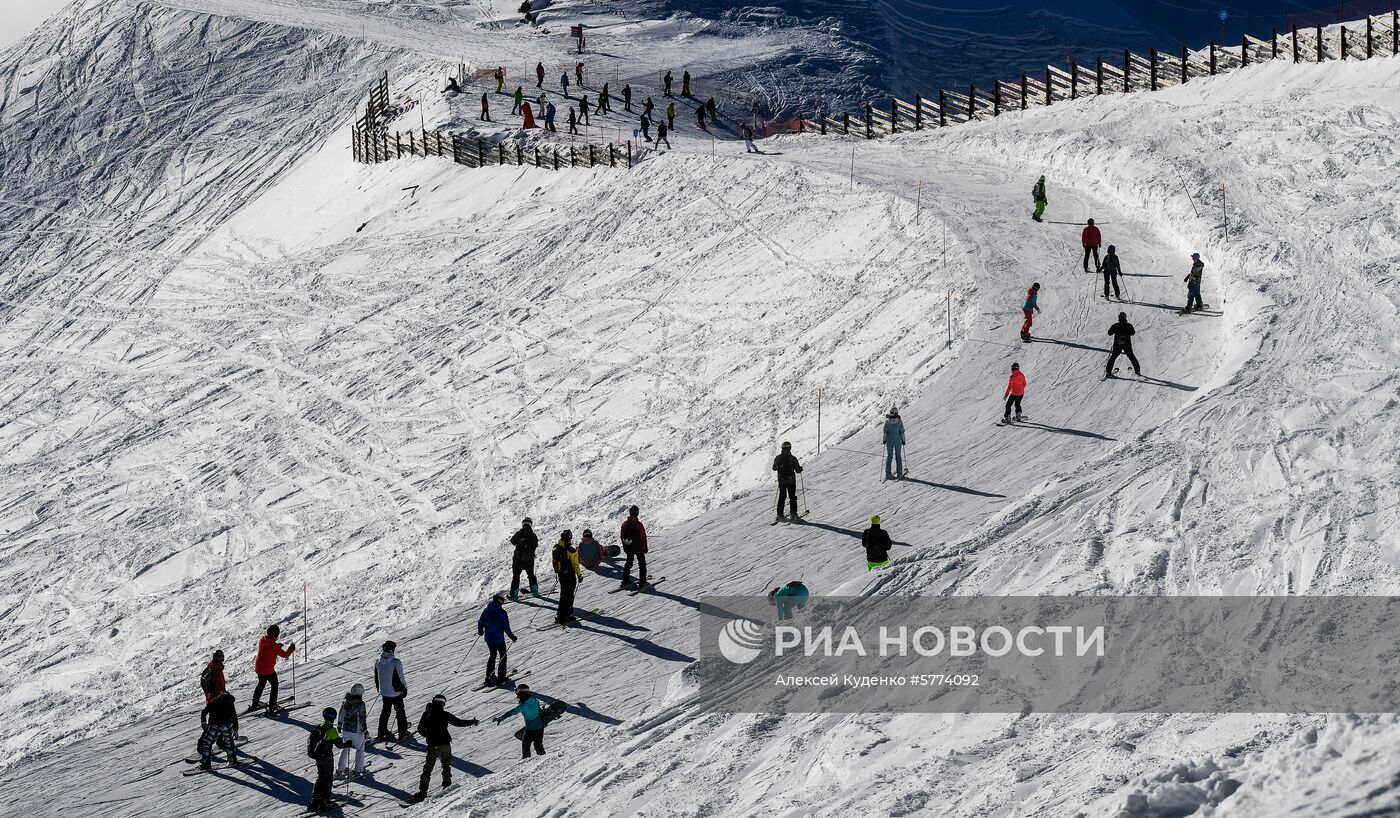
[2,0,1400,815]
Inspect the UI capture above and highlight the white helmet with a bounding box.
[349,683,364,697]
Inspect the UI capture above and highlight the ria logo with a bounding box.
[718,618,765,664]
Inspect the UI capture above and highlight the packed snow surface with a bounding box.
[2,0,1399,816]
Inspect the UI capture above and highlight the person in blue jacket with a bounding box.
[477,594,517,686]
[882,407,905,480]
[495,683,546,758]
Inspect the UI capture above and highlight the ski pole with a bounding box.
[800,473,810,516]
[454,631,483,674]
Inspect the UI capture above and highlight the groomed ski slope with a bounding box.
[2,0,1399,815]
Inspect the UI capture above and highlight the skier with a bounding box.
[544,102,556,132]
[552,530,582,625]
[250,625,294,714]
[1020,282,1041,342]
[656,121,670,149]
[479,93,491,122]
[494,66,505,94]
[494,683,546,758]
[862,515,892,570]
[1105,311,1141,378]
[374,640,411,742]
[535,61,544,88]
[579,94,591,125]
[511,86,524,115]
[623,84,633,112]
[442,76,461,94]
[768,581,809,621]
[681,70,692,96]
[639,113,652,142]
[1002,363,1027,424]
[742,123,757,153]
[411,695,478,802]
[666,101,676,129]
[1182,253,1205,313]
[619,505,649,589]
[1101,244,1123,300]
[308,707,350,812]
[663,70,673,97]
[772,441,803,522]
[477,594,517,686]
[696,105,708,131]
[197,690,242,770]
[705,96,717,122]
[335,684,368,779]
[522,101,535,128]
[509,517,539,601]
[200,649,226,703]
[1081,218,1102,272]
[568,107,579,135]
[575,61,584,87]
[519,0,535,24]
[1031,175,1047,222]
[599,82,611,112]
[577,529,604,570]
[882,407,905,480]
[643,97,655,119]
[560,72,570,98]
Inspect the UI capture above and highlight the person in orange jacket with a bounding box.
[251,624,295,713]
[1002,363,1027,424]
[1081,218,1102,272]
[200,650,226,703]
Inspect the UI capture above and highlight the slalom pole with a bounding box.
[800,473,810,517]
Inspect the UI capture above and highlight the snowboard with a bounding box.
[1176,303,1211,315]
[182,757,256,776]
[511,699,569,740]
[629,577,666,596]
[996,416,1029,426]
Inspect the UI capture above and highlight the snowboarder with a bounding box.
[619,505,649,589]
[197,690,242,770]
[1183,253,1205,312]
[411,695,477,802]
[535,61,545,88]
[250,625,294,713]
[522,101,535,128]
[1081,218,1102,272]
[552,530,582,625]
[1031,175,1047,222]
[883,407,905,480]
[682,70,692,96]
[578,94,591,125]
[599,82,611,112]
[666,101,675,129]
[705,96,717,122]
[335,684,368,779]
[1101,244,1123,299]
[768,581,809,621]
[577,529,604,570]
[494,683,546,758]
[1020,282,1041,342]
[742,123,757,153]
[544,102,556,132]
[308,707,350,812]
[478,594,517,686]
[1002,363,1027,424]
[509,517,539,601]
[623,84,633,112]
[696,105,708,131]
[480,93,491,122]
[442,76,461,94]
[772,441,803,522]
[1105,312,1141,378]
[374,641,410,742]
[560,72,570,97]
[639,114,652,142]
[200,649,226,703]
[511,86,524,115]
[656,121,670,149]
[575,62,584,87]
[568,107,579,135]
[494,66,505,94]
[862,515,892,570]
[663,70,673,97]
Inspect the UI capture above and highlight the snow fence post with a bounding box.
[914,95,922,129]
[1292,24,1300,61]
[992,81,1000,115]
[1271,27,1278,59]
[937,92,945,126]
[498,143,506,165]
[844,110,851,134]
[967,85,976,120]
[1019,74,1027,109]
[1394,10,1399,56]
[396,131,402,158]
[589,144,595,166]
[1181,45,1189,82]
[1340,26,1347,59]
[627,141,632,167]
[1095,58,1103,94]
[1209,42,1217,74]
[452,134,460,164]
[1149,49,1157,90]
[889,98,897,132]
[864,103,872,138]
[553,148,560,170]
[516,144,523,165]
[1045,66,1052,104]
[609,143,616,166]
[1070,63,1078,98]
[820,112,827,134]
[409,130,416,155]
[1242,35,1249,67]
[1366,16,1373,59]
[1316,25,1324,61]
[1122,50,1130,92]
[570,145,576,166]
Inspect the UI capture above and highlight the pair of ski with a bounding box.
[1177,303,1213,315]
[179,735,252,767]
[181,756,257,776]
[241,700,312,718]
[472,669,532,691]
[605,577,666,595]
[996,415,1031,426]
[770,516,805,526]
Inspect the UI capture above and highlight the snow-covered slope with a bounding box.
[3,0,1399,815]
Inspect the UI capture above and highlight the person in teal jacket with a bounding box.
[768,581,809,621]
[882,407,905,480]
[495,683,546,758]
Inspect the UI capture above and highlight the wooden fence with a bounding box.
[789,11,1400,139]
[350,72,636,171]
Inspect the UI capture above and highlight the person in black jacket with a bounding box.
[308,707,350,811]
[411,695,478,802]
[1105,312,1141,378]
[1101,245,1123,300]
[861,516,892,570]
[619,505,649,589]
[772,442,803,522]
[197,690,242,770]
[509,518,539,601]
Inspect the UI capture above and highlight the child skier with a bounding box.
[477,594,516,686]
[1101,245,1123,299]
[200,650,226,703]
[553,530,583,624]
[883,407,905,480]
[1020,282,1041,342]
[1002,363,1027,424]
[1183,253,1205,312]
[862,516,892,570]
[1106,312,1141,378]
[197,690,242,770]
[411,695,477,802]
[742,123,757,153]
[250,625,294,714]
[494,683,546,758]
[335,685,368,779]
[308,707,350,812]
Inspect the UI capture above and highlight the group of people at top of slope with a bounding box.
[196,623,560,810]
[506,506,653,624]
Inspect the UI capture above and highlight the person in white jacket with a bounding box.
[336,684,368,777]
[883,407,906,480]
[373,641,410,742]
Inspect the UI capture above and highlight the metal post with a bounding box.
[627,141,632,167]
[1272,27,1278,59]
[1020,74,1027,109]
[1210,42,1217,74]
[1317,24,1324,61]
[938,92,946,126]
[844,111,851,134]
[946,289,952,348]
[1045,67,1053,104]
[1366,17,1373,59]
[1070,62,1078,99]
[1181,44,1189,83]
[890,99,897,132]
[1096,57,1103,94]
[1293,24,1300,62]
[816,387,822,456]
[967,85,976,120]
[914,95,922,129]
[1150,48,1158,90]
[1341,26,1347,59]
[1123,50,1130,92]
[865,104,872,138]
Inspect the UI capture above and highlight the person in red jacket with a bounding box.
[1002,363,1027,424]
[200,650,227,703]
[1081,218,1102,272]
[251,624,295,713]
[619,505,649,589]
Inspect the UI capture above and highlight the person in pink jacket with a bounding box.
[522,101,536,128]
[1002,363,1027,424]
